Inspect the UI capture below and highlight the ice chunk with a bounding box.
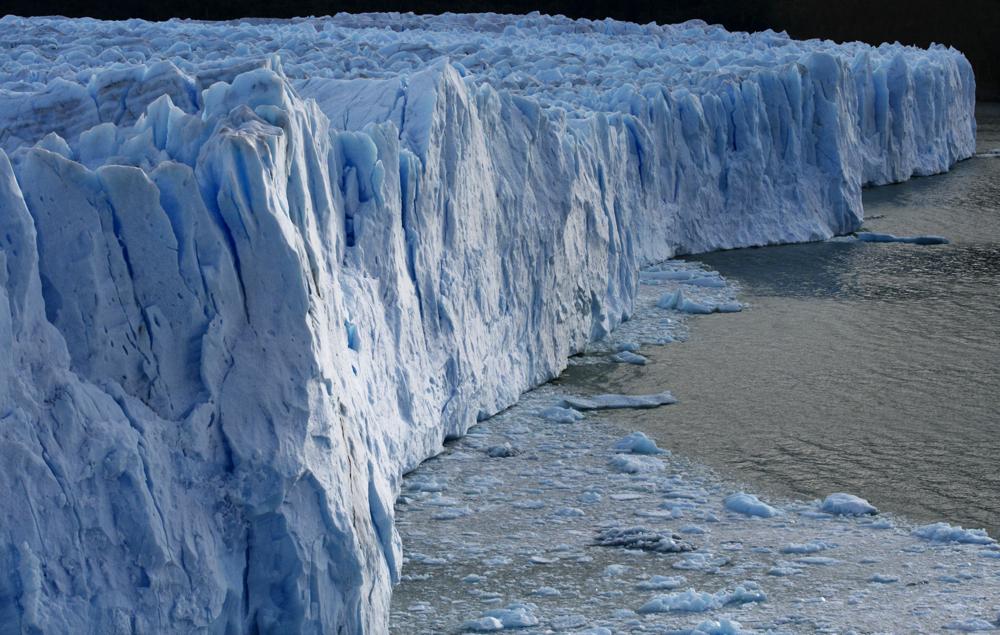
[869,574,899,584]
[563,392,677,410]
[537,406,585,423]
[483,603,540,628]
[780,541,834,554]
[636,575,686,590]
[913,522,996,545]
[688,620,746,635]
[610,350,648,365]
[856,232,949,245]
[724,492,779,518]
[613,431,668,455]
[637,584,766,613]
[637,589,719,613]
[485,443,518,458]
[658,289,715,314]
[680,275,727,288]
[609,454,664,474]
[593,527,694,553]
[820,493,878,516]
[462,616,504,632]
[942,619,998,632]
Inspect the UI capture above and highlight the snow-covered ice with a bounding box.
[0,11,979,633]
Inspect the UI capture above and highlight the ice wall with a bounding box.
[0,13,975,633]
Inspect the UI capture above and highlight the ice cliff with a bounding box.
[0,13,975,633]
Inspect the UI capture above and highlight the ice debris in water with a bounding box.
[685,619,747,635]
[613,431,668,455]
[462,616,504,632]
[820,492,879,516]
[942,618,999,632]
[485,443,518,458]
[593,526,695,553]
[658,288,743,314]
[636,575,687,590]
[636,583,766,614]
[609,453,665,474]
[537,406,585,423]
[610,350,648,365]
[563,392,677,410]
[913,522,996,545]
[856,232,949,245]
[724,492,780,518]
[780,541,835,554]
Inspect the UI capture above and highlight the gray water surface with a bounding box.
[559,103,1000,537]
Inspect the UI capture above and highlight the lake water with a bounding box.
[559,103,1000,537]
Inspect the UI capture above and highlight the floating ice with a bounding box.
[942,619,998,632]
[913,522,996,545]
[869,574,900,584]
[482,603,540,628]
[609,454,665,474]
[856,232,950,245]
[724,493,780,518]
[636,575,687,590]
[658,289,715,314]
[680,275,727,288]
[687,619,746,635]
[610,350,648,365]
[820,493,879,516]
[563,392,677,410]
[485,443,519,458]
[593,527,694,553]
[538,406,586,423]
[613,431,668,455]
[780,541,834,554]
[637,583,766,614]
[462,616,504,632]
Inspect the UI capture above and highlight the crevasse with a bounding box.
[0,13,975,633]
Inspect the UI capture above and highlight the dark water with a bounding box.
[564,103,1000,537]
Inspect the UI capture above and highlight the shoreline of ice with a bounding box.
[390,261,1000,633]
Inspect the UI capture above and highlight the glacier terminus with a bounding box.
[0,11,982,633]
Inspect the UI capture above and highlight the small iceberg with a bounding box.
[613,431,668,455]
[819,493,878,516]
[912,522,995,545]
[724,492,779,518]
[856,231,949,245]
[636,584,766,614]
[610,350,648,365]
[594,526,693,553]
[640,269,699,283]
[562,391,676,410]
[537,406,585,423]
[608,453,664,474]
[658,289,742,314]
[636,575,686,590]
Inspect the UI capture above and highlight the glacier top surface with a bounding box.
[0,12,968,118]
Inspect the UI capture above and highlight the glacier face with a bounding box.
[0,13,975,633]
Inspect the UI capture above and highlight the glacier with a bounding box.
[0,12,976,633]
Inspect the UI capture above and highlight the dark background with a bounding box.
[3,0,998,101]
